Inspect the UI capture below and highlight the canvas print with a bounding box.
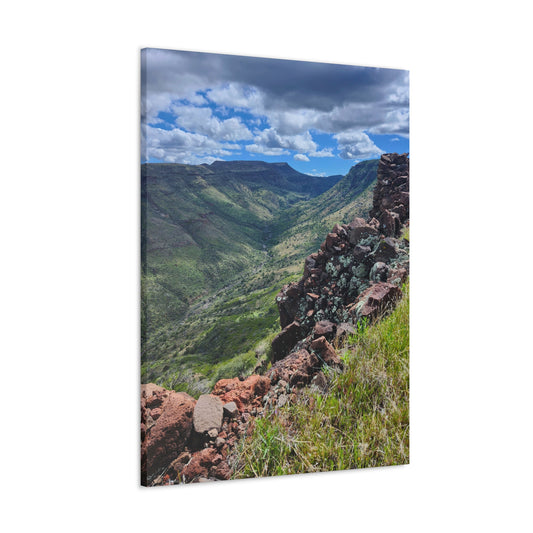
[141,48,409,486]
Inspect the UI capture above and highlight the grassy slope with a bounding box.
[141,160,379,397]
[233,281,409,477]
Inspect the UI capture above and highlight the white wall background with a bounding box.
[1,1,532,531]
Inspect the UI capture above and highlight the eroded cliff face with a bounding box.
[141,153,409,486]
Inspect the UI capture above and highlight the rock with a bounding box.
[215,437,226,448]
[348,217,379,244]
[371,238,398,262]
[310,371,328,393]
[277,393,289,408]
[207,428,218,439]
[313,320,336,340]
[370,261,389,282]
[168,451,192,478]
[380,209,400,237]
[353,244,372,262]
[387,266,408,286]
[210,460,232,481]
[141,385,196,484]
[336,322,356,342]
[271,321,304,362]
[276,282,301,328]
[212,375,271,412]
[193,395,223,434]
[267,348,319,386]
[181,448,221,482]
[350,282,402,322]
[222,401,239,418]
[310,336,342,367]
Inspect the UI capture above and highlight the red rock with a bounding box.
[181,448,221,482]
[210,460,232,480]
[276,283,301,328]
[168,451,192,479]
[310,336,342,367]
[141,385,196,484]
[212,374,271,412]
[267,349,319,386]
[270,321,304,362]
[313,320,336,339]
[348,218,379,244]
[350,282,402,322]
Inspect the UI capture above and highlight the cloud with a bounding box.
[143,126,239,164]
[246,128,317,155]
[309,148,334,158]
[172,104,253,141]
[206,83,264,111]
[141,49,409,163]
[294,154,310,162]
[334,130,384,160]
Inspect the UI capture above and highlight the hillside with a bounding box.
[141,160,378,396]
[141,161,342,336]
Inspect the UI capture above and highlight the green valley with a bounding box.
[141,159,378,396]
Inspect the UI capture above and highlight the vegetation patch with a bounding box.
[233,281,409,477]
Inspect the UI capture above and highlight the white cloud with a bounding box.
[141,49,409,162]
[246,128,317,155]
[334,130,384,160]
[172,104,253,141]
[143,126,240,164]
[309,148,334,158]
[207,83,264,112]
[246,144,290,156]
[294,154,310,162]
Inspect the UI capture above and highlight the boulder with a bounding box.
[335,322,356,342]
[193,394,223,434]
[310,336,342,367]
[181,448,221,482]
[276,283,301,329]
[271,321,304,362]
[371,238,398,262]
[348,217,379,244]
[370,261,389,282]
[310,371,328,393]
[350,282,402,322]
[212,375,271,412]
[141,386,196,483]
[313,320,336,340]
[222,401,239,418]
[267,348,319,386]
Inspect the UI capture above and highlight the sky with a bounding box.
[141,49,409,177]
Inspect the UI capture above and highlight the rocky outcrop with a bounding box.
[266,153,409,390]
[369,153,409,237]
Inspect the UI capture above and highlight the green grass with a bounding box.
[232,281,409,477]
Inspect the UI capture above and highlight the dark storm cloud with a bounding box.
[142,48,408,114]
